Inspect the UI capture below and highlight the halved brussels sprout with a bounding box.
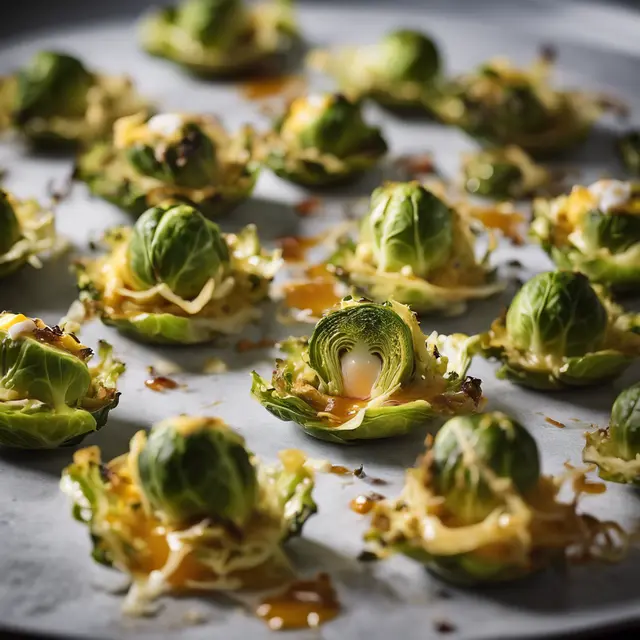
[61,417,316,612]
[583,383,640,484]
[365,412,625,584]
[0,51,148,147]
[461,146,551,199]
[328,182,503,316]
[429,56,602,155]
[619,130,640,175]
[531,180,640,291]
[140,0,299,76]
[75,202,281,344]
[473,271,640,390]
[0,189,58,280]
[0,313,123,449]
[260,93,387,187]
[308,29,441,112]
[76,112,258,217]
[252,297,483,443]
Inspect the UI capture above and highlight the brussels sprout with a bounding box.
[531,180,640,291]
[136,416,258,526]
[619,130,640,175]
[429,57,602,155]
[473,271,640,389]
[432,413,540,525]
[461,146,551,199]
[76,204,281,344]
[0,190,58,280]
[308,29,442,112]
[0,51,148,147]
[0,191,22,256]
[262,93,387,187]
[583,383,640,484]
[328,182,503,316]
[127,203,229,299]
[0,314,123,449]
[61,418,316,610]
[252,297,483,443]
[140,0,299,77]
[76,113,258,218]
[365,412,624,584]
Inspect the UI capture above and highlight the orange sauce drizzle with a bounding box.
[278,235,323,263]
[545,417,565,429]
[282,280,342,318]
[240,75,304,101]
[256,573,340,631]
[466,205,527,245]
[329,465,351,476]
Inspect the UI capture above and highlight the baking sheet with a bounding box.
[0,1,639,638]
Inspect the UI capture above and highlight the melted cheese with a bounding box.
[146,113,184,138]
[7,318,37,340]
[0,313,31,333]
[587,179,631,214]
[340,341,382,400]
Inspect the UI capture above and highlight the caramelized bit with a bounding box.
[545,416,565,429]
[236,338,276,353]
[434,619,457,634]
[350,492,386,515]
[294,197,322,217]
[353,465,388,486]
[395,153,437,178]
[573,474,607,496]
[256,573,340,631]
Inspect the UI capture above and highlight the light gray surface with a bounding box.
[0,1,639,639]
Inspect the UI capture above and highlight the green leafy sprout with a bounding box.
[252,297,483,443]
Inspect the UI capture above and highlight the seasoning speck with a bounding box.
[545,417,565,429]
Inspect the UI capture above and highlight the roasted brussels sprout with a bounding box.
[76,112,258,217]
[0,189,58,280]
[0,51,148,147]
[461,146,551,199]
[430,56,602,155]
[0,313,123,448]
[140,0,299,76]
[365,412,625,584]
[531,180,640,290]
[584,384,640,484]
[261,93,387,187]
[308,29,441,111]
[473,271,640,390]
[619,130,640,175]
[328,182,503,316]
[252,297,483,443]
[61,417,316,612]
[75,202,281,344]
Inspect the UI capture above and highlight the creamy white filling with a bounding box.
[340,341,382,399]
[146,113,184,138]
[588,179,631,213]
[8,318,36,340]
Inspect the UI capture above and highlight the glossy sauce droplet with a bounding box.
[144,375,179,392]
[350,493,385,515]
[256,573,340,631]
[340,342,382,400]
